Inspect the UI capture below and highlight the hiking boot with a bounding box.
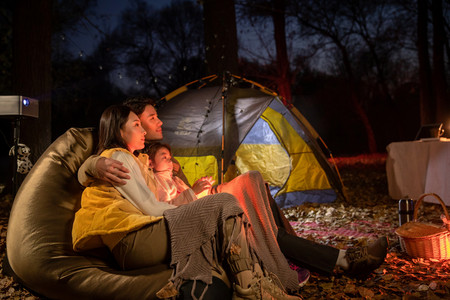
[345,236,388,278]
[233,272,301,300]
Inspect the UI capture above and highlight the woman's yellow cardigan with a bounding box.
[72,148,162,252]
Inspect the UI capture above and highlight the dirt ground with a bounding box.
[0,154,449,299]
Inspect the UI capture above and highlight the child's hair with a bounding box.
[147,142,172,162]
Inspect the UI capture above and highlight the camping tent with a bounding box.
[157,74,344,208]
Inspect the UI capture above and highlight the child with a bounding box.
[148,142,214,205]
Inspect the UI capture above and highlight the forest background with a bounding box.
[0,0,449,191]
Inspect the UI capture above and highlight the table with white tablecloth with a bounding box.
[386,139,450,206]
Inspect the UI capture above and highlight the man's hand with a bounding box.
[192,176,215,195]
[96,157,130,185]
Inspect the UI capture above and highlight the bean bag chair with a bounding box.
[6,128,230,300]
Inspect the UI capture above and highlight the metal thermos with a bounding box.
[398,198,414,226]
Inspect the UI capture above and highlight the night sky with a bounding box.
[70,0,188,56]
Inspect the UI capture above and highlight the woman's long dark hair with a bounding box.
[97,105,132,154]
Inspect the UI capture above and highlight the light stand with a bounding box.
[12,117,21,196]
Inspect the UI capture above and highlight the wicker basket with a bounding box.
[395,193,450,260]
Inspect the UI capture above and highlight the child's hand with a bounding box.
[203,176,215,186]
[192,176,215,194]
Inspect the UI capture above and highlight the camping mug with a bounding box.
[398,198,414,226]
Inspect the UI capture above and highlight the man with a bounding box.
[78,97,388,280]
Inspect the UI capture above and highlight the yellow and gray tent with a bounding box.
[157,75,345,208]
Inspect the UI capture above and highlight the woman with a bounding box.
[72,105,301,300]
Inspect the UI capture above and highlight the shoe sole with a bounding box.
[298,272,310,288]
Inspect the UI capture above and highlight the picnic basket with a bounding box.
[395,193,450,260]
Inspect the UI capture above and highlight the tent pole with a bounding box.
[220,72,228,184]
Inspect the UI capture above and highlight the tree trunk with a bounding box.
[272,0,292,104]
[417,0,435,125]
[12,0,52,171]
[339,43,377,153]
[202,0,239,75]
[431,0,449,124]
[361,36,393,105]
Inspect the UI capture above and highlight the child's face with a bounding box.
[151,147,173,172]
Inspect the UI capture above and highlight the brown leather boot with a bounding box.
[345,236,388,279]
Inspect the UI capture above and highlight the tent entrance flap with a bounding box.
[234,106,334,206]
[235,117,291,187]
[261,107,332,193]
